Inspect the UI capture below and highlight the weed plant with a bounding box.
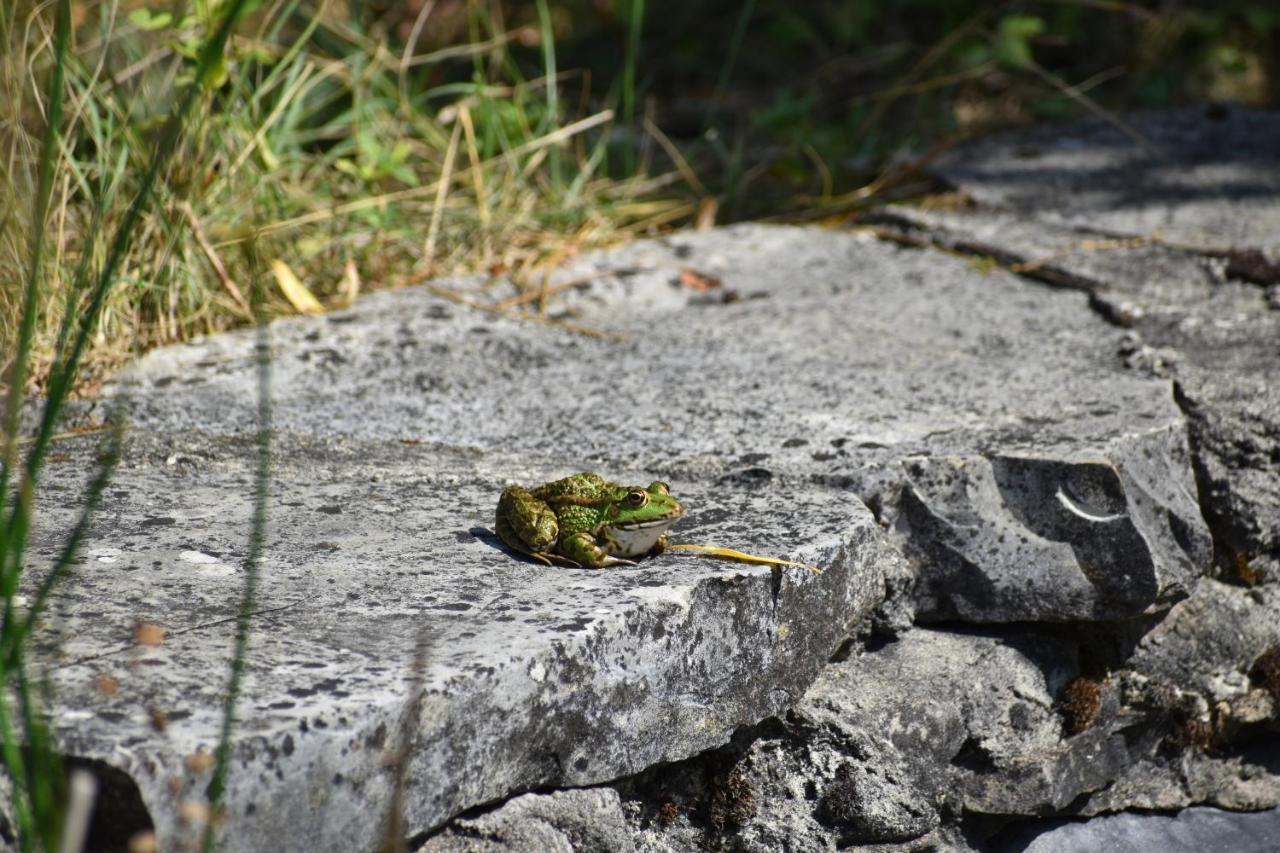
[1,0,255,848]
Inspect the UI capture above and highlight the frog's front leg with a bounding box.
[647,530,670,557]
[559,531,635,569]
[496,485,558,563]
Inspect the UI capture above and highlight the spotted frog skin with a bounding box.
[496,473,684,568]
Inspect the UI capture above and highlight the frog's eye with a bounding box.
[625,489,649,508]
[649,481,670,495]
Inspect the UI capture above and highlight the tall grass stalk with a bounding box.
[0,1,74,845]
[622,0,645,173]
[534,0,561,189]
[202,247,271,852]
[0,0,253,847]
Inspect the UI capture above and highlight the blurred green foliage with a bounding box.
[379,0,1277,211]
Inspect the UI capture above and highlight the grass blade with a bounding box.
[0,3,71,845]
[622,0,644,172]
[1,0,70,555]
[202,247,272,852]
[534,0,560,189]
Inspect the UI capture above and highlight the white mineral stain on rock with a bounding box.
[178,550,236,577]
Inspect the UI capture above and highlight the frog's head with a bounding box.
[601,481,684,557]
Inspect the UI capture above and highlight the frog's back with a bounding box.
[530,472,612,502]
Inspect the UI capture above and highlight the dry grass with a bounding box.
[0,0,692,396]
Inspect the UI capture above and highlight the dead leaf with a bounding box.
[695,197,719,231]
[339,259,361,307]
[184,749,216,774]
[666,543,823,574]
[178,799,211,825]
[133,622,166,646]
[270,259,324,315]
[678,268,722,292]
[148,706,170,733]
[94,674,120,697]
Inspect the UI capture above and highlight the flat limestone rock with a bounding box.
[30,431,886,851]
[114,224,1209,624]
[37,214,1214,846]
[931,105,1280,257]
[872,203,1280,568]
[907,108,1280,568]
[1000,805,1280,853]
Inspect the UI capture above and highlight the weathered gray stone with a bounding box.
[815,749,940,843]
[932,105,1280,257]
[112,223,1210,626]
[872,201,1280,573]
[1126,578,1280,700]
[29,429,886,851]
[23,106,1280,850]
[900,107,1280,569]
[418,788,633,853]
[999,805,1280,853]
[895,433,1208,622]
[1074,578,1280,817]
[796,627,1139,818]
[800,629,1075,774]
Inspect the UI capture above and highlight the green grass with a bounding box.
[0,0,258,847]
[3,2,1277,394]
[1,0,681,399]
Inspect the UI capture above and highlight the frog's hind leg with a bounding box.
[496,486,558,563]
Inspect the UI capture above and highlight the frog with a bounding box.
[495,472,684,568]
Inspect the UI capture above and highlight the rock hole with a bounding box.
[66,756,154,852]
[950,737,995,772]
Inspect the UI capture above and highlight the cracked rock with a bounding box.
[418,789,633,853]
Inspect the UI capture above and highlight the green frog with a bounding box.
[496,473,684,568]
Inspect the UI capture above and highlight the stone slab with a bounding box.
[525,577,1279,852]
[26,214,1222,847]
[112,224,1210,623]
[932,105,1280,257]
[30,430,886,851]
[999,805,1280,853]
[397,107,1280,852]
[875,179,1280,568]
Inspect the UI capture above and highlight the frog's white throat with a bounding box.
[602,517,677,558]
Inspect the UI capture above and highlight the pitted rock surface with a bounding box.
[931,105,1280,256]
[31,431,886,851]
[22,108,1280,851]
[114,224,1209,625]
[901,105,1280,572]
[511,577,1276,853]
[1000,805,1280,853]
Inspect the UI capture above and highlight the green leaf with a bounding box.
[128,8,173,30]
[995,14,1045,68]
[199,53,230,90]
[386,141,412,166]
